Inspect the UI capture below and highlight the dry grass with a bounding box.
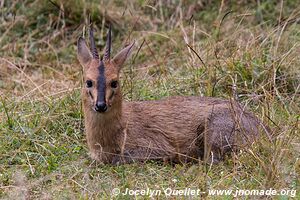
[0,0,299,199]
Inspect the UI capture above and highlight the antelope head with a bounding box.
[77,25,134,113]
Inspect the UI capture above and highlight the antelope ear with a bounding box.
[112,42,135,70]
[77,37,92,67]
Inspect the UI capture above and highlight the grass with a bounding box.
[0,0,299,199]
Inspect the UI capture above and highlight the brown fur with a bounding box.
[77,33,267,165]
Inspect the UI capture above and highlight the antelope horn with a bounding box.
[103,24,112,61]
[89,24,99,59]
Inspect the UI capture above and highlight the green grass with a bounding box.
[0,0,299,199]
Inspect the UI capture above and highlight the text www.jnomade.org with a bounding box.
[111,187,297,198]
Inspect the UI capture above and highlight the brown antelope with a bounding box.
[77,25,267,164]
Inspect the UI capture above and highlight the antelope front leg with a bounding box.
[111,151,135,165]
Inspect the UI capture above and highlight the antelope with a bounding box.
[77,25,267,164]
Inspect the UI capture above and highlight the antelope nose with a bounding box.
[95,101,107,112]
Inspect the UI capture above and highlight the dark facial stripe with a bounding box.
[88,91,93,99]
[97,61,106,103]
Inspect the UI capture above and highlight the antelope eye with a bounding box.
[86,80,93,88]
[110,80,118,88]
